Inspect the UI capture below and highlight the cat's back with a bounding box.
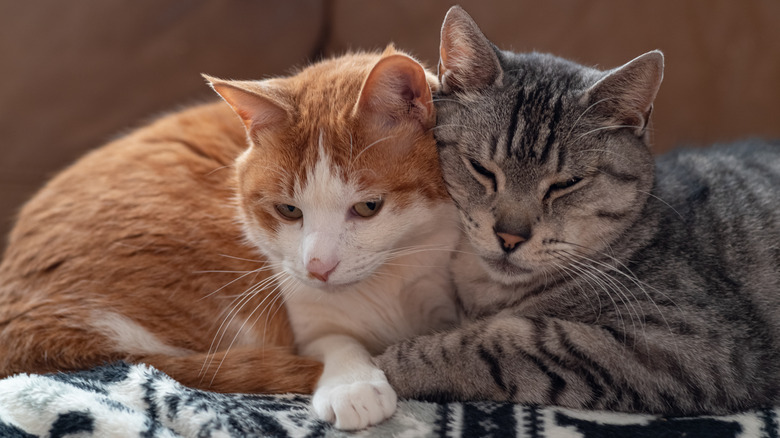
[644,140,780,330]
[653,140,780,232]
[0,101,286,362]
[1,101,248,280]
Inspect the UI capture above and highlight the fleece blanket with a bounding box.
[0,362,775,438]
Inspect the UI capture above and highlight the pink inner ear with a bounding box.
[400,82,417,102]
[585,51,664,133]
[357,54,433,128]
[437,6,502,93]
[209,79,289,133]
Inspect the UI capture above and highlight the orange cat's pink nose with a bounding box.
[307,258,340,282]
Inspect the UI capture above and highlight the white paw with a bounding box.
[312,379,397,430]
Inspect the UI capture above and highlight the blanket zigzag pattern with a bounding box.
[0,362,775,437]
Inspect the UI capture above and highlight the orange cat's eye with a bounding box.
[352,199,383,218]
[275,204,303,220]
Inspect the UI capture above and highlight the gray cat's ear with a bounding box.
[583,51,664,137]
[438,6,502,94]
[356,54,435,130]
[203,74,291,134]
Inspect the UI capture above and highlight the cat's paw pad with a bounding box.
[312,380,397,430]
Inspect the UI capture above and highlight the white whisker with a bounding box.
[352,135,395,164]
[209,274,293,385]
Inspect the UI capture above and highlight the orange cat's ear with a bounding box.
[438,6,502,94]
[203,74,291,134]
[356,54,435,130]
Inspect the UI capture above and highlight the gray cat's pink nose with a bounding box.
[496,232,526,252]
[307,258,340,282]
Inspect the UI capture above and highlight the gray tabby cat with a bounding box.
[374,6,780,415]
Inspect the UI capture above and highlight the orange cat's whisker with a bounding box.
[201,271,286,378]
[209,274,294,385]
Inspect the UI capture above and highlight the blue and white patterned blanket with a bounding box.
[0,362,775,437]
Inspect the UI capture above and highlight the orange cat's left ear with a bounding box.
[356,54,435,130]
[203,74,291,135]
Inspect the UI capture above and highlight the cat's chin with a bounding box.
[480,256,535,286]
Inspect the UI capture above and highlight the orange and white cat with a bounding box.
[0,47,459,430]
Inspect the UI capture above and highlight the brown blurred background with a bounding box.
[1,0,779,250]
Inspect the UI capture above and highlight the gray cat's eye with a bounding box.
[352,199,384,218]
[275,203,303,220]
[467,159,498,191]
[545,176,583,199]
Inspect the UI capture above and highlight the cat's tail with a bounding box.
[137,346,323,394]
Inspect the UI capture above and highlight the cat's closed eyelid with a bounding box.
[463,157,498,192]
[542,176,584,201]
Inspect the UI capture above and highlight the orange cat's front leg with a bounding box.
[302,335,396,430]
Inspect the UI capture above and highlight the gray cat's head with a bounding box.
[434,6,664,285]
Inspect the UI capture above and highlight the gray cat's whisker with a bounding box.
[384,243,481,259]
[563,253,649,350]
[573,245,683,335]
[382,244,452,256]
[550,259,602,320]
[573,150,638,165]
[575,163,684,221]
[428,124,480,133]
[555,255,628,337]
[383,262,447,269]
[430,97,469,107]
[574,124,644,142]
[635,189,684,220]
[562,96,621,144]
[385,248,476,260]
[559,253,636,340]
[561,245,677,341]
[384,245,454,258]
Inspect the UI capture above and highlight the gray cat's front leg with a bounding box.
[374,315,754,415]
[375,317,558,403]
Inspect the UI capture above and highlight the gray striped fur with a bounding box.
[375,6,780,415]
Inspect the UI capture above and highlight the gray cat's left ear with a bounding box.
[438,6,503,94]
[584,50,664,137]
[356,54,435,130]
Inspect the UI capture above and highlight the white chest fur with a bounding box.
[284,210,460,355]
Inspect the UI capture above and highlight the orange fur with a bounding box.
[0,48,447,395]
[0,47,447,393]
[0,101,321,393]
[217,50,448,234]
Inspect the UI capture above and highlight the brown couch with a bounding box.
[2,0,779,250]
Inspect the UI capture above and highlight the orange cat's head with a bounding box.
[205,47,452,290]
